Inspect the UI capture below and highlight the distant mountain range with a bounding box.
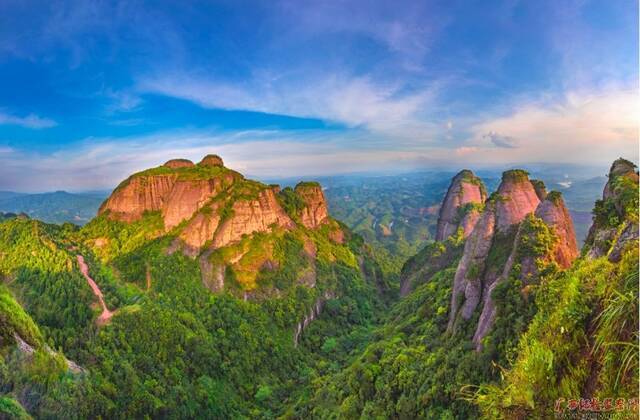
[0,190,109,225]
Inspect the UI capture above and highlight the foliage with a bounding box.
[501,169,530,183]
[0,396,32,420]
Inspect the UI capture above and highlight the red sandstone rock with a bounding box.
[436,170,487,241]
[534,192,578,268]
[295,183,329,229]
[164,159,195,169]
[212,188,294,248]
[100,174,177,222]
[495,171,540,232]
[199,154,224,167]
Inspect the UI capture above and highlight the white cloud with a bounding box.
[139,73,438,135]
[466,87,639,164]
[104,89,142,113]
[0,112,57,129]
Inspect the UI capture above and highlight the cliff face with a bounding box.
[494,170,541,233]
[99,156,241,226]
[212,188,294,248]
[534,192,578,268]
[295,183,329,229]
[99,156,333,258]
[100,174,178,222]
[445,169,578,349]
[436,170,487,241]
[585,158,639,261]
[447,204,496,330]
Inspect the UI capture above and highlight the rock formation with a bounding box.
[494,170,541,233]
[212,188,294,248]
[447,203,496,331]
[586,158,639,261]
[164,158,195,169]
[534,192,578,268]
[436,170,487,241]
[99,155,337,272]
[446,169,579,349]
[199,154,224,167]
[295,182,329,229]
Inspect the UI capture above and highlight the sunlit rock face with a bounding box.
[100,155,335,257]
[295,182,330,229]
[446,169,579,350]
[436,170,487,241]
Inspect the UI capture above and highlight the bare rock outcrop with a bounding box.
[472,226,522,349]
[448,171,575,342]
[199,154,224,167]
[164,158,195,169]
[212,188,295,248]
[586,158,639,260]
[447,203,496,331]
[100,174,177,222]
[295,182,329,229]
[436,170,487,241]
[534,192,578,268]
[495,170,540,233]
[163,176,236,229]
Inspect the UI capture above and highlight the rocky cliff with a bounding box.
[295,182,329,229]
[99,157,241,225]
[435,170,487,241]
[534,191,578,268]
[445,169,578,348]
[494,170,541,232]
[99,156,335,258]
[585,158,639,261]
[92,155,351,298]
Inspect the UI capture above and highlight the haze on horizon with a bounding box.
[0,0,637,192]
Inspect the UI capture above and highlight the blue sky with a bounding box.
[0,0,637,191]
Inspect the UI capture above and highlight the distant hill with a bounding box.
[0,191,107,225]
[0,191,26,201]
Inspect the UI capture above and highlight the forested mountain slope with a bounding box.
[296,159,638,419]
[0,155,388,418]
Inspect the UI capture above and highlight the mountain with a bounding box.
[0,157,636,419]
[296,160,637,418]
[0,154,387,418]
[0,191,105,225]
[435,170,487,241]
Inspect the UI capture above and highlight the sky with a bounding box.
[0,0,637,191]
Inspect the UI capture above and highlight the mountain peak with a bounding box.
[164,158,195,169]
[495,169,540,233]
[435,169,487,241]
[199,154,224,167]
[98,156,335,257]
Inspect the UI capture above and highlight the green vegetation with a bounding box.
[456,202,485,222]
[545,190,563,205]
[0,396,32,420]
[501,169,530,183]
[473,249,638,417]
[459,170,488,198]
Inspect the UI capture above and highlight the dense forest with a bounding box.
[0,158,637,419]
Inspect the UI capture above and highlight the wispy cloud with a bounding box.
[139,72,439,135]
[0,112,57,129]
[483,131,518,148]
[104,89,142,113]
[467,86,639,164]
